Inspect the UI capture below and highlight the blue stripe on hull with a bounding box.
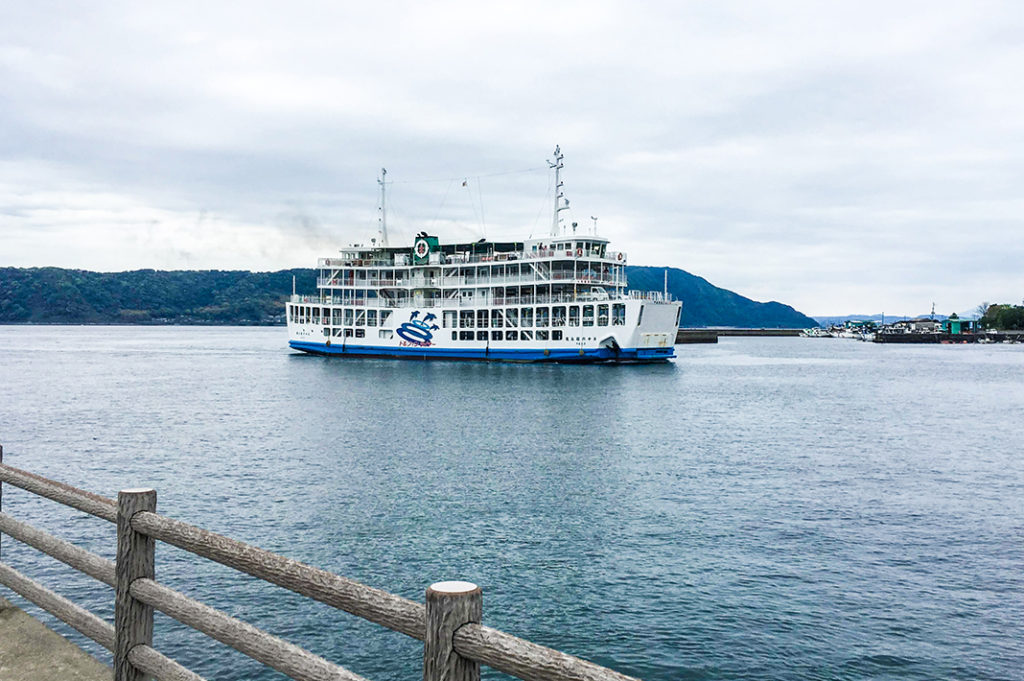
[288,340,675,363]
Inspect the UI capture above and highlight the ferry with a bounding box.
[286,147,681,362]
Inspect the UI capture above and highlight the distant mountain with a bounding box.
[0,266,817,328]
[628,266,817,328]
[813,314,892,326]
[813,312,981,326]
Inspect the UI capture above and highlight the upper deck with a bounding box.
[319,236,625,269]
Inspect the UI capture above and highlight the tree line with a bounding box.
[979,303,1024,330]
[0,267,315,324]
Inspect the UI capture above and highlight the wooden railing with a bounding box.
[0,449,640,681]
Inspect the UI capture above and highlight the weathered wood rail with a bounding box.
[0,450,641,681]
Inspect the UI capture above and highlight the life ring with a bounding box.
[576,248,583,257]
[617,253,623,261]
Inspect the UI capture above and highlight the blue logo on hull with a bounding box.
[396,311,438,346]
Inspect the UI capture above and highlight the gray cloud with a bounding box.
[1,1,1022,315]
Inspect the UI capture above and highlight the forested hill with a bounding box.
[629,266,817,328]
[0,266,816,328]
[0,268,315,325]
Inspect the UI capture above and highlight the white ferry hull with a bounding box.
[288,340,673,363]
[287,299,679,363]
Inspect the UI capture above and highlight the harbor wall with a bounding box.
[676,328,804,343]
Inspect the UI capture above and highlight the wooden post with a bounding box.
[115,488,156,681]
[424,581,482,681]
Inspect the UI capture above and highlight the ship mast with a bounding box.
[378,167,389,248]
[548,145,567,236]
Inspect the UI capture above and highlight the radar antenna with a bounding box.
[378,168,389,248]
[547,145,568,236]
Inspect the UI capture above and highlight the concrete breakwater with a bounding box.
[676,328,804,343]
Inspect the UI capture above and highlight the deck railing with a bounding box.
[0,449,640,681]
[290,291,644,313]
[316,275,624,290]
[320,250,626,268]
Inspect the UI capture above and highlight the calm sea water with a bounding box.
[0,326,1021,681]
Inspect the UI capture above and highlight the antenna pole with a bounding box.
[548,146,566,236]
[378,168,389,248]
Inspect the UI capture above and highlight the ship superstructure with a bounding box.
[286,148,681,362]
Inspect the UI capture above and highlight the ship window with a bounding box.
[582,305,594,327]
[491,311,503,328]
[344,328,353,337]
[675,307,681,327]
[444,311,457,329]
[476,309,489,327]
[355,329,365,338]
[380,310,392,326]
[536,330,549,341]
[521,307,533,327]
[491,330,502,341]
[367,310,377,327]
[536,307,549,327]
[613,304,626,325]
[323,327,330,337]
[552,306,566,327]
[637,305,644,326]
[569,306,580,326]
[355,310,366,326]
[460,311,474,328]
[460,331,474,341]
[379,330,393,339]
[598,304,609,326]
[452,331,458,341]
[522,330,533,341]
[552,330,562,341]
[506,308,518,327]
[344,309,354,326]
[477,331,488,341]
[506,330,518,341]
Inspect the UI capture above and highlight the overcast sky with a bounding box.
[2,1,1022,316]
